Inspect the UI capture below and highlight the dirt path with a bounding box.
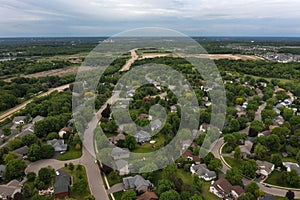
[120,49,138,72]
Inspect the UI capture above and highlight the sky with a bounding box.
[0,0,300,37]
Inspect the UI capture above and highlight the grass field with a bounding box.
[223,156,243,169]
[57,144,82,161]
[282,157,299,164]
[132,134,166,153]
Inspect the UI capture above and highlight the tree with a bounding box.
[282,108,294,121]
[124,135,137,150]
[241,160,257,179]
[26,172,36,182]
[285,190,295,200]
[68,163,75,171]
[121,190,136,200]
[249,120,264,137]
[272,127,290,140]
[284,169,300,187]
[72,178,88,193]
[270,154,282,168]
[157,179,175,195]
[38,167,54,185]
[27,144,41,162]
[246,182,260,198]
[203,152,215,166]
[229,119,240,132]
[226,168,243,186]
[238,193,255,200]
[234,146,242,160]
[46,132,59,140]
[208,158,222,172]
[162,163,178,180]
[40,145,55,159]
[22,183,32,198]
[254,143,268,159]
[189,194,203,200]
[21,134,38,146]
[159,190,181,200]
[3,152,18,164]
[7,138,23,150]
[4,159,26,181]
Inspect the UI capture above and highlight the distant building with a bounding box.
[150,119,162,131]
[239,140,253,158]
[59,127,73,138]
[32,115,45,124]
[13,146,29,160]
[114,159,130,175]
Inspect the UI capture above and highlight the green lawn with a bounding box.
[57,144,82,161]
[221,143,233,154]
[282,157,299,164]
[61,165,91,199]
[265,170,300,189]
[223,156,243,169]
[246,74,293,84]
[132,134,166,153]
[177,169,220,200]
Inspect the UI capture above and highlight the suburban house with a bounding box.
[256,160,275,177]
[258,130,271,137]
[32,115,45,124]
[123,175,152,193]
[259,194,276,200]
[111,147,130,160]
[137,191,158,200]
[135,130,151,143]
[0,184,21,200]
[58,126,73,138]
[239,140,253,158]
[114,159,130,175]
[190,164,217,181]
[272,115,285,126]
[0,164,5,179]
[47,139,68,153]
[12,116,26,125]
[180,139,193,151]
[150,119,162,131]
[54,170,71,199]
[170,105,177,113]
[210,178,244,199]
[109,133,125,144]
[182,150,201,164]
[283,162,300,175]
[13,146,29,160]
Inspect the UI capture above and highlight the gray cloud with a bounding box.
[0,0,299,36]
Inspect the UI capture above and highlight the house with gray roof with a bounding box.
[135,130,151,143]
[123,175,152,193]
[12,116,26,125]
[150,119,162,131]
[32,115,45,124]
[239,140,253,158]
[256,160,275,177]
[115,159,130,175]
[13,146,29,159]
[190,164,216,181]
[283,162,300,175]
[111,147,130,160]
[47,139,68,152]
[54,170,71,199]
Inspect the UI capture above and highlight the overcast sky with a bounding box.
[0,0,300,37]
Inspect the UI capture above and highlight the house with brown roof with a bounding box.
[13,146,29,160]
[137,191,158,200]
[210,178,244,199]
